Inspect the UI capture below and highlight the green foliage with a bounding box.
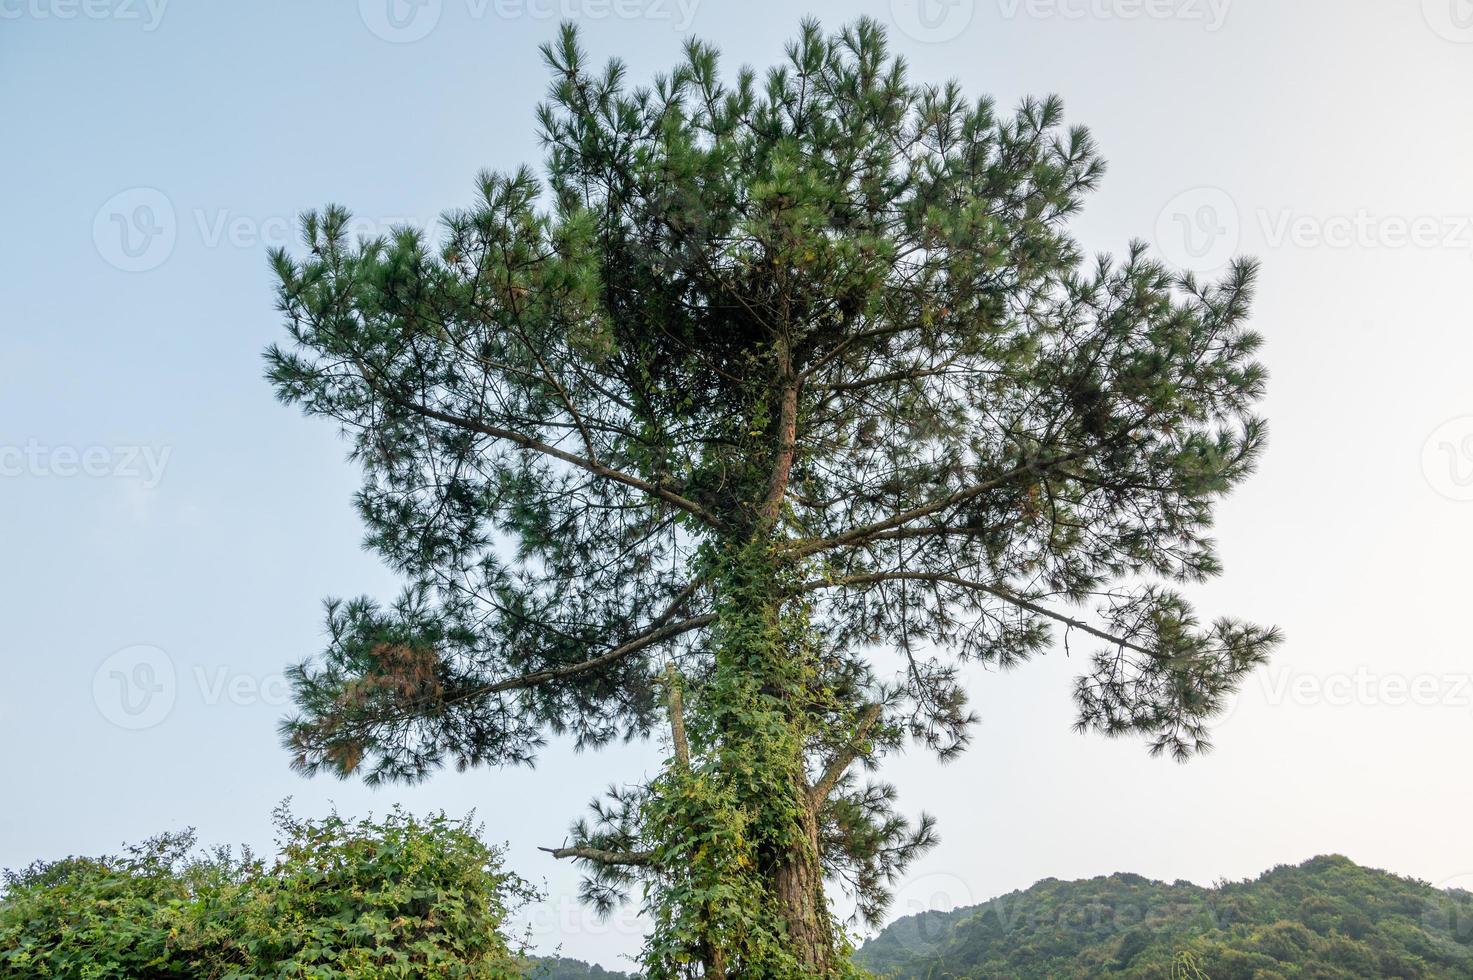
[523,957,636,980]
[0,807,533,979]
[265,15,1277,975]
[857,855,1473,979]
[0,832,212,979]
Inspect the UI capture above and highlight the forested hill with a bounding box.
[527,956,637,979]
[856,856,1473,979]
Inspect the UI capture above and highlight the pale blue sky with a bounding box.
[4,0,1473,968]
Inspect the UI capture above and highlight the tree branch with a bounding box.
[353,360,720,528]
[412,399,718,527]
[798,572,1155,658]
[664,662,690,770]
[786,452,1090,558]
[467,613,717,699]
[539,845,654,866]
[810,703,884,806]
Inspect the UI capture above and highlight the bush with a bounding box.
[0,806,534,979]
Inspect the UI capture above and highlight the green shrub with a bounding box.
[0,806,534,979]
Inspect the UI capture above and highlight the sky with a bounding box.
[3,0,1473,969]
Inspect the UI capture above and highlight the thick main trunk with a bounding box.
[771,801,834,975]
[693,539,844,978]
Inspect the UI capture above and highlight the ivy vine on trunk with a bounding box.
[265,18,1279,976]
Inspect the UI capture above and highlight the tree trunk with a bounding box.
[696,538,845,977]
[771,799,835,975]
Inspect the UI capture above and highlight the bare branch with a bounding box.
[354,359,721,528]
[786,452,1090,558]
[798,572,1155,658]
[462,613,717,700]
[664,662,690,770]
[539,845,654,866]
[811,703,884,806]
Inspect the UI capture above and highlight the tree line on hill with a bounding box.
[855,855,1473,979]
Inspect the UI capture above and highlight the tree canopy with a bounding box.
[266,17,1277,976]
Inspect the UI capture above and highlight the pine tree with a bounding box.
[265,19,1279,977]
